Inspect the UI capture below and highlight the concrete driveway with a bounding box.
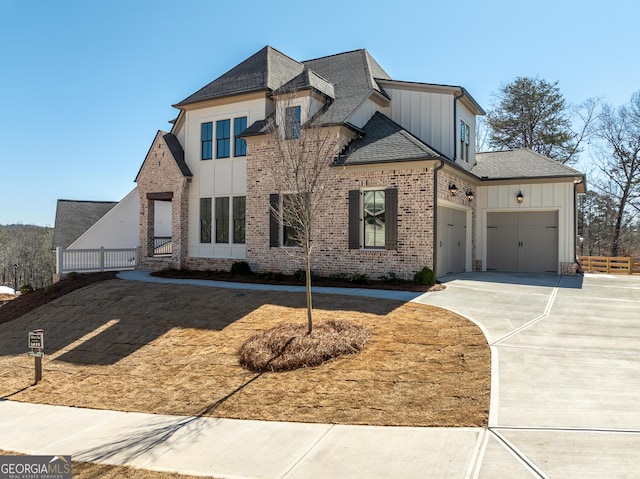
[415,272,640,478]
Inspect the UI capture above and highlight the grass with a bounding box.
[0,279,490,427]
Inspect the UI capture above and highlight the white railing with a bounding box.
[55,247,139,274]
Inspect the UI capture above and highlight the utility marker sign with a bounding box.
[0,455,71,479]
[28,330,44,350]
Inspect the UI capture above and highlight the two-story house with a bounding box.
[134,46,585,279]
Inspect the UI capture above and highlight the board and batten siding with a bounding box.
[176,96,268,259]
[476,182,577,272]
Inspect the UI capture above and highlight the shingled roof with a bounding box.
[52,200,117,249]
[338,112,442,165]
[473,149,585,180]
[174,46,304,107]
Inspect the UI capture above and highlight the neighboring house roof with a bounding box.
[174,46,304,107]
[52,200,117,249]
[473,149,585,180]
[339,112,442,165]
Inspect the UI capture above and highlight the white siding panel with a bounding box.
[70,189,140,250]
[232,159,247,194]
[214,161,233,195]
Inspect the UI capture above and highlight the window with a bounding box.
[281,194,298,246]
[215,197,229,243]
[363,190,386,248]
[201,122,213,160]
[460,120,470,162]
[216,119,230,158]
[232,196,246,244]
[234,117,247,157]
[268,193,299,247]
[348,189,397,250]
[284,106,301,140]
[200,198,212,243]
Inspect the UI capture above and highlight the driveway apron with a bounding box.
[415,272,640,478]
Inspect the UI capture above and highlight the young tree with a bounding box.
[592,91,640,257]
[265,97,347,334]
[486,77,594,163]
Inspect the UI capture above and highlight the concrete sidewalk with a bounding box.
[2,271,639,478]
[0,400,485,478]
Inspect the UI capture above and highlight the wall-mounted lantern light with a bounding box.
[516,191,524,204]
[449,183,457,196]
[466,190,474,202]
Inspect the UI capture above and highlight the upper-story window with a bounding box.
[216,119,231,158]
[234,117,247,156]
[460,120,470,163]
[285,106,301,140]
[201,122,213,160]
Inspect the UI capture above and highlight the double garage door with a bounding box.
[486,211,558,273]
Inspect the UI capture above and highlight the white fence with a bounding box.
[55,247,139,274]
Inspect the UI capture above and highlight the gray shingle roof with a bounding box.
[303,49,391,125]
[473,149,584,180]
[162,132,192,177]
[174,46,304,107]
[339,112,441,165]
[52,200,117,249]
[274,68,335,99]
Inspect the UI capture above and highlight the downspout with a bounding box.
[433,160,445,276]
[453,90,465,162]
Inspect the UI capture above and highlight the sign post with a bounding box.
[28,329,44,384]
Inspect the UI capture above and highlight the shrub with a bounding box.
[230,261,252,276]
[414,267,436,286]
[347,273,369,284]
[257,271,283,281]
[329,272,349,281]
[19,284,34,294]
[67,271,80,280]
[380,272,400,285]
[294,269,315,281]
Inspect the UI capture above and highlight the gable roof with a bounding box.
[135,131,192,182]
[174,46,304,107]
[473,149,585,181]
[52,200,117,249]
[339,112,442,165]
[274,68,335,99]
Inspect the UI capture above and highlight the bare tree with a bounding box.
[592,91,640,256]
[265,95,347,334]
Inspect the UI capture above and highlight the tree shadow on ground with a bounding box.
[0,280,408,364]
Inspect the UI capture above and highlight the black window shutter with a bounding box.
[385,188,398,250]
[348,190,360,249]
[269,193,279,247]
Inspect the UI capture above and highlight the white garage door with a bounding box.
[437,206,467,277]
[487,211,558,273]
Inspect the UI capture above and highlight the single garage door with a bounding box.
[437,206,467,277]
[487,211,558,273]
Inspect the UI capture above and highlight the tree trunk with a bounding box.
[305,251,313,334]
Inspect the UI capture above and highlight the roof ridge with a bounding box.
[302,48,367,63]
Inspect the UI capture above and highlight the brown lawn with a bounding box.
[0,279,490,427]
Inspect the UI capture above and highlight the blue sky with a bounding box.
[1,0,638,226]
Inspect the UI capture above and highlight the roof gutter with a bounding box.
[433,159,445,277]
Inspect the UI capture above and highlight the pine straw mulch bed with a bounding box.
[239,320,370,372]
[0,280,490,427]
[152,268,445,293]
[0,450,219,479]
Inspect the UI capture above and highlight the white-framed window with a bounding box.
[362,190,386,249]
[460,120,470,162]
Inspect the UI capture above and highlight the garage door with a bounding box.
[437,206,467,277]
[486,211,558,273]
